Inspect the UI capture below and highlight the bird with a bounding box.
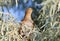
[18,8,34,41]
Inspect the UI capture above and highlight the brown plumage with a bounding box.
[18,8,34,40]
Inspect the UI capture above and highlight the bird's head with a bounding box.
[22,8,33,21]
[25,8,33,15]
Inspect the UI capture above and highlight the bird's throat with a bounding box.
[24,13,32,21]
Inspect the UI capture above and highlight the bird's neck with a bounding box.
[24,13,32,20]
[25,14,31,20]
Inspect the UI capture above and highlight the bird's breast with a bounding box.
[19,20,34,37]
